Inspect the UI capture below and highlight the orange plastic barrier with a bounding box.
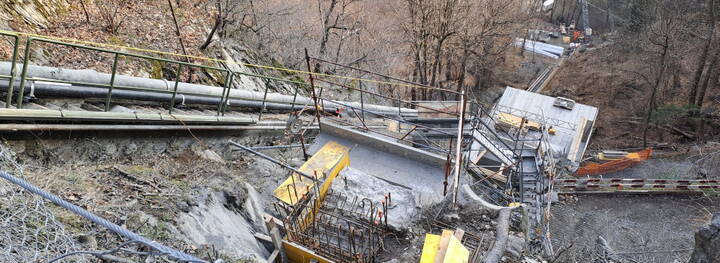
[575,148,653,176]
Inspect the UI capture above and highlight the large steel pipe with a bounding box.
[0,62,417,116]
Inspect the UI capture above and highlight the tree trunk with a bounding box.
[80,0,91,23]
[569,1,578,25]
[643,35,669,148]
[696,50,720,108]
[315,0,339,73]
[167,0,190,63]
[606,0,615,32]
[689,0,716,107]
[456,49,468,101]
[200,2,222,51]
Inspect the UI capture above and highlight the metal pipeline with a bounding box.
[0,62,417,116]
[0,79,318,112]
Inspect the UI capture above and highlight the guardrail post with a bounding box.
[217,71,232,115]
[6,35,19,108]
[221,73,234,116]
[104,53,120,111]
[304,49,321,127]
[290,83,300,112]
[259,77,270,121]
[397,88,402,118]
[16,37,33,109]
[169,63,184,114]
[359,80,365,123]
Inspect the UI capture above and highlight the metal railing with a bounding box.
[306,56,469,201]
[0,32,311,116]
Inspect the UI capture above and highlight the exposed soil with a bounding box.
[543,42,720,151]
[551,194,720,263]
[0,129,297,262]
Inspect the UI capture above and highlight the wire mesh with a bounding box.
[0,143,86,263]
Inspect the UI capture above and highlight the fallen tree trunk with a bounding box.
[462,184,520,263]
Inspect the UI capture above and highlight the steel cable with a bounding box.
[0,171,206,263]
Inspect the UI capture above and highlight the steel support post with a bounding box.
[104,53,120,111]
[304,49,322,129]
[452,90,467,205]
[169,63,184,113]
[16,37,33,108]
[5,35,19,108]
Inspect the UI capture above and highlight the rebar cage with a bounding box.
[282,189,392,263]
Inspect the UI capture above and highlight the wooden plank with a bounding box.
[420,234,441,263]
[567,117,588,162]
[434,230,455,263]
[267,249,280,263]
[471,166,507,184]
[264,213,285,228]
[453,228,465,241]
[282,240,333,263]
[471,150,487,165]
[273,141,350,206]
[254,233,272,243]
[444,234,470,263]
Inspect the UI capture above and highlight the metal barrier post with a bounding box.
[217,70,232,115]
[169,63,183,113]
[104,53,120,111]
[5,35,19,108]
[290,83,300,111]
[359,80,365,123]
[452,89,467,205]
[222,73,235,115]
[259,77,270,121]
[304,49,321,127]
[16,37,33,108]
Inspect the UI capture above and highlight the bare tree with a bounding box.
[401,0,521,100]
[97,1,131,34]
[314,0,362,73]
[689,0,717,107]
[200,0,249,50]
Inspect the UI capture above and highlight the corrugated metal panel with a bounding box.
[495,87,598,158]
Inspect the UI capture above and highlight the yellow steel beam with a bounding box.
[273,141,349,206]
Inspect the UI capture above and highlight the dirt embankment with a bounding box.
[543,43,720,151]
[0,130,299,262]
[551,193,720,263]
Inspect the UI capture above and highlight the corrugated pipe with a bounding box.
[0,62,417,117]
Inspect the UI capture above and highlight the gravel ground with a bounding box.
[550,193,720,263]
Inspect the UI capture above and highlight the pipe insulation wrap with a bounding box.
[0,62,417,116]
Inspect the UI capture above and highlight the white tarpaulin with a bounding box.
[513,38,564,59]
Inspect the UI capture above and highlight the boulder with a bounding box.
[689,213,720,263]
